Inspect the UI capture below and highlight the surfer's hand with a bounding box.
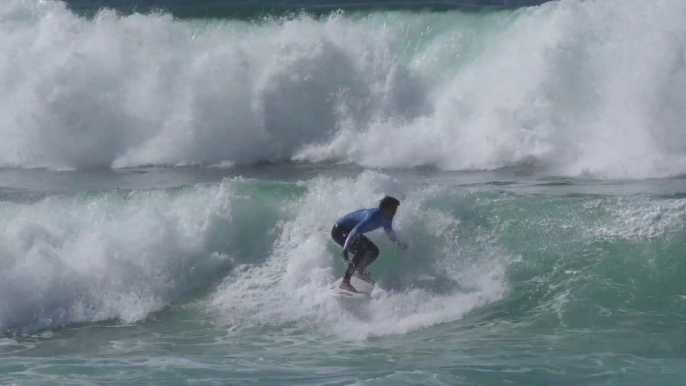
[341,250,349,262]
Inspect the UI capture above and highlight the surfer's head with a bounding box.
[379,196,400,219]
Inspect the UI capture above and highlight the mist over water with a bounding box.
[2,0,686,178]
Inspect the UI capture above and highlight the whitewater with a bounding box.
[2,0,686,385]
[3,0,686,177]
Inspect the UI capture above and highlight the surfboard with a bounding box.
[330,275,375,299]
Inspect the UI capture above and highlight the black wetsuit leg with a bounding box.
[331,223,380,282]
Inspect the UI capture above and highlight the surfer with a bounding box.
[331,196,408,292]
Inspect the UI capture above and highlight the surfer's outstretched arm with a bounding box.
[384,223,408,250]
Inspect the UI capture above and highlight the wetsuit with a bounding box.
[331,208,402,281]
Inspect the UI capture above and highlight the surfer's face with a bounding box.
[382,206,397,220]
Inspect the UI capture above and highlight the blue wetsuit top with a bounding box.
[336,208,400,252]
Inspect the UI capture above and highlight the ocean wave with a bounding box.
[2,0,686,178]
[3,170,686,336]
[0,182,237,332]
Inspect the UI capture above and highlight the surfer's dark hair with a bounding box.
[379,196,400,210]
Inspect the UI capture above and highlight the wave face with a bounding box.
[2,0,686,178]
[2,170,686,346]
[0,173,511,335]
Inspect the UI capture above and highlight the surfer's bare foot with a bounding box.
[340,282,357,292]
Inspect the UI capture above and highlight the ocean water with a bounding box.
[3,0,686,384]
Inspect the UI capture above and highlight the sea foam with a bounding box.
[2,0,686,178]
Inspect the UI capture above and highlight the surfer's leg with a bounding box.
[331,223,347,246]
[333,224,362,291]
[342,235,374,283]
[331,223,350,262]
[342,248,365,283]
[341,258,361,292]
[356,241,379,277]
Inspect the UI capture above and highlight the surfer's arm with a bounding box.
[342,227,360,253]
[384,223,408,250]
[343,215,369,252]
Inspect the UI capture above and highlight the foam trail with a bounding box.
[0,182,237,332]
[3,0,686,178]
[211,171,510,339]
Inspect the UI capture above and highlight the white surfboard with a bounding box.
[330,275,375,299]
